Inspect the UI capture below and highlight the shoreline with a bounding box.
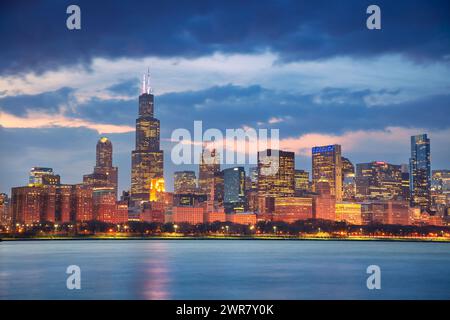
[2,235,450,243]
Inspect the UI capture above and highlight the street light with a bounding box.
[273,226,277,235]
[174,224,178,233]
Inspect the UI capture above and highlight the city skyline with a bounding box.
[1,1,450,195]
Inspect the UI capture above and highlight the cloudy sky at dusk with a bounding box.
[1,0,449,193]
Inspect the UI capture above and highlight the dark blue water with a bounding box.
[1,240,449,299]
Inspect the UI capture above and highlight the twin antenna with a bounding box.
[142,68,152,94]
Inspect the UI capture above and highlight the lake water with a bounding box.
[0,240,449,299]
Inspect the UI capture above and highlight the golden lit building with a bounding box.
[312,145,343,201]
[198,142,221,195]
[226,213,257,225]
[273,197,313,223]
[257,149,295,213]
[149,178,165,202]
[174,171,197,194]
[335,202,362,225]
[294,170,309,192]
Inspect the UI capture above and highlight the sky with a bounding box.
[0,0,449,194]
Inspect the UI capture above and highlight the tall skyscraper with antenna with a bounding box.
[130,70,164,205]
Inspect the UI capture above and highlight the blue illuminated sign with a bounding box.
[312,145,335,154]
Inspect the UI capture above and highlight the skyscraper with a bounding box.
[83,137,118,198]
[0,193,11,227]
[174,171,197,194]
[409,134,431,211]
[249,167,258,190]
[341,157,355,178]
[431,170,450,207]
[401,164,410,201]
[198,142,220,194]
[223,167,246,213]
[355,161,402,200]
[312,145,343,201]
[131,71,164,205]
[294,169,309,192]
[257,149,295,213]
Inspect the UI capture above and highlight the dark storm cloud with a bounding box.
[69,97,136,125]
[1,0,449,75]
[0,87,73,115]
[155,85,450,137]
[106,78,140,96]
[4,84,449,135]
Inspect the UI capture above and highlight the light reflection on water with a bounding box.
[141,242,171,299]
[0,240,449,300]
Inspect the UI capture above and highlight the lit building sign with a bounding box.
[312,145,335,154]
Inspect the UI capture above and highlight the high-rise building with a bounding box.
[257,149,295,213]
[249,167,258,190]
[93,187,117,222]
[313,179,336,221]
[431,170,450,211]
[312,145,343,201]
[174,171,197,194]
[355,161,402,200]
[294,169,309,192]
[198,142,220,194]
[213,171,224,208]
[0,193,11,227]
[432,170,450,194]
[223,167,246,213]
[11,184,95,224]
[73,184,93,222]
[341,157,356,201]
[341,157,355,177]
[401,164,410,201]
[409,134,431,211]
[83,137,118,198]
[149,178,165,202]
[131,72,164,205]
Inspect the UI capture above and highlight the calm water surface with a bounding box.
[1,240,449,299]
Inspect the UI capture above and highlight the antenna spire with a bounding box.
[141,67,152,95]
[141,74,146,94]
